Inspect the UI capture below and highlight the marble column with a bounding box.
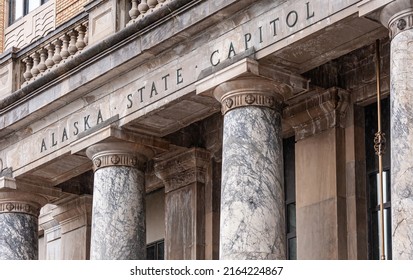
[381,0,413,259]
[213,77,285,260]
[86,142,153,260]
[0,178,47,260]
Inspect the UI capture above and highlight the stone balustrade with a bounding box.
[21,21,89,87]
[19,0,176,89]
[128,0,168,23]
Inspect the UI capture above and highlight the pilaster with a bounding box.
[155,148,210,260]
[52,195,93,260]
[284,87,351,259]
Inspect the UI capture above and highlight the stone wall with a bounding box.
[56,0,88,27]
[0,0,5,52]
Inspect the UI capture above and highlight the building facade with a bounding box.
[0,0,412,260]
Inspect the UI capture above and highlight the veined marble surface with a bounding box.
[390,30,413,260]
[220,106,285,260]
[0,213,38,260]
[90,166,146,260]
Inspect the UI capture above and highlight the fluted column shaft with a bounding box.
[86,142,152,260]
[214,78,286,260]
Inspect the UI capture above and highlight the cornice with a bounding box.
[283,87,350,141]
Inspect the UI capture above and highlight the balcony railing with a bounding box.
[19,0,175,88]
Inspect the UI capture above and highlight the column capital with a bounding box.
[380,0,413,39]
[86,141,152,172]
[154,148,210,193]
[283,87,350,141]
[213,77,284,115]
[0,177,48,217]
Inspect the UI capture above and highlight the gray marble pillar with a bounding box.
[86,142,152,260]
[0,188,46,260]
[381,1,413,259]
[214,78,286,260]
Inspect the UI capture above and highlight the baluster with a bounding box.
[138,0,149,14]
[83,22,89,46]
[22,57,33,82]
[148,0,158,9]
[129,0,139,20]
[38,48,47,73]
[30,52,40,78]
[68,30,78,56]
[53,39,62,65]
[75,24,86,51]
[60,35,70,59]
[45,44,55,69]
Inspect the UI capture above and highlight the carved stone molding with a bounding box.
[86,142,152,172]
[154,148,210,193]
[283,87,350,141]
[0,177,49,217]
[380,0,413,39]
[0,201,41,216]
[213,77,284,115]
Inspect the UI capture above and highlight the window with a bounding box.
[146,239,164,260]
[8,0,48,25]
[284,137,296,260]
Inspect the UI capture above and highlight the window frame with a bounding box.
[8,0,48,26]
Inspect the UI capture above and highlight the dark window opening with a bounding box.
[146,239,164,260]
[284,136,296,260]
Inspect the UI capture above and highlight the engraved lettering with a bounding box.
[270,18,280,36]
[244,33,252,50]
[176,68,183,84]
[150,82,158,98]
[138,86,145,103]
[162,74,170,91]
[41,139,47,153]
[227,42,236,59]
[84,115,91,131]
[61,128,68,142]
[73,121,79,136]
[286,10,298,27]
[127,94,133,109]
[51,133,57,147]
[96,109,103,124]
[306,2,315,19]
[210,50,220,66]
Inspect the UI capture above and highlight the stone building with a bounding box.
[0,0,411,260]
